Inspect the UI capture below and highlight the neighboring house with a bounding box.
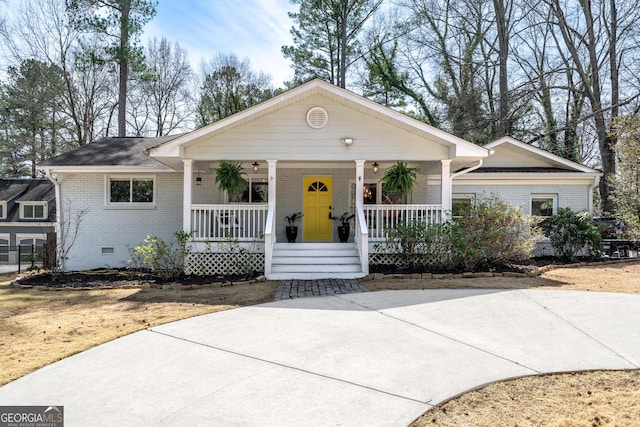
[0,178,56,266]
[39,79,601,279]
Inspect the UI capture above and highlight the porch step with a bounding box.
[269,243,366,280]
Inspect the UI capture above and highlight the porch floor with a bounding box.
[275,279,369,300]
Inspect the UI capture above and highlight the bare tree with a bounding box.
[129,37,193,136]
[543,0,640,212]
[0,0,115,146]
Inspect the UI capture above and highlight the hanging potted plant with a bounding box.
[331,212,355,242]
[215,160,247,202]
[284,212,303,242]
[381,161,417,201]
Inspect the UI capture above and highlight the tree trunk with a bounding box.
[493,0,509,137]
[118,0,131,137]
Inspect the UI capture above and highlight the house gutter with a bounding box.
[44,170,62,269]
[450,159,484,179]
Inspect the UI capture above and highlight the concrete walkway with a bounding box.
[1,289,639,426]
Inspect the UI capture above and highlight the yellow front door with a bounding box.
[303,176,333,241]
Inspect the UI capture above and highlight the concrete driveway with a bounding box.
[1,289,639,426]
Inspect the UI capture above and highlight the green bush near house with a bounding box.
[377,196,538,271]
[542,208,602,262]
[127,231,193,279]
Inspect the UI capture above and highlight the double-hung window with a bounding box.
[107,176,155,206]
[0,201,6,219]
[20,202,47,220]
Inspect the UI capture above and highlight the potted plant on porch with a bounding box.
[331,212,355,242]
[215,160,247,202]
[381,161,416,200]
[284,212,303,242]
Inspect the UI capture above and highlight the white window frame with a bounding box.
[19,202,48,220]
[232,176,269,203]
[0,201,6,219]
[452,193,476,218]
[530,194,558,217]
[105,175,156,208]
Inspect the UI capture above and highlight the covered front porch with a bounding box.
[181,159,456,279]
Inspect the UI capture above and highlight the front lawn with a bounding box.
[2,261,639,426]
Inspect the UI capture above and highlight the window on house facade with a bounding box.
[107,177,155,205]
[238,178,268,203]
[531,194,557,217]
[349,181,404,207]
[0,235,8,263]
[0,201,5,219]
[452,194,475,217]
[20,202,47,219]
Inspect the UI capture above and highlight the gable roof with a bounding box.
[150,79,490,160]
[483,136,600,174]
[39,135,183,171]
[0,178,55,223]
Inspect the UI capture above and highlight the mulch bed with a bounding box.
[12,268,259,289]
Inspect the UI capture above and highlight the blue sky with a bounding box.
[143,0,296,86]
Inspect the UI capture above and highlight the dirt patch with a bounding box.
[412,370,640,427]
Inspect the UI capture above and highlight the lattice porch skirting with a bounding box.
[185,252,265,276]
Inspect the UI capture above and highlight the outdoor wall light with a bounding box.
[372,162,379,174]
[252,161,260,173]
[196,176,202,185]
[342,137,355,146]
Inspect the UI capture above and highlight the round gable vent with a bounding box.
[306,106,328,129]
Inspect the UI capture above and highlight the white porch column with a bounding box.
[264,160,277,277]
[183,159,193,233]
[268,160,277,217]
[441,159,452,221]
[355,160,365,209]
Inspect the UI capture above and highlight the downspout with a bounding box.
[44,170,62,270]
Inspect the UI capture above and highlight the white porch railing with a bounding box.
[364,204,444,241]
[355,203,369,274]
[191,204,268,241]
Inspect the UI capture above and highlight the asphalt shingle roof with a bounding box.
[39,135,183,168]
[0,179,55,223]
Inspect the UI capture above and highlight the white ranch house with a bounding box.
[40,79,601,279]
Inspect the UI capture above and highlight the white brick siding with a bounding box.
[452,183,591,214]
[59,172,182,270]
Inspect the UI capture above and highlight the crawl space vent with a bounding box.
[306,107,328,129]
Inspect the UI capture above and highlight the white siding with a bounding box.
[482,143,553,168]
[452,183,591,214]
[184,94,451,162]
[59,172,182,270]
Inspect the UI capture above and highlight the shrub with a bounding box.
[128,231,192,279]
[542,208,602,261]
[376,221,456,270]
[376,196,538,271]
[452,196,537,270]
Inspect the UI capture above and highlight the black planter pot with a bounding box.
[285,226,299,243]
[337,225,350,242]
